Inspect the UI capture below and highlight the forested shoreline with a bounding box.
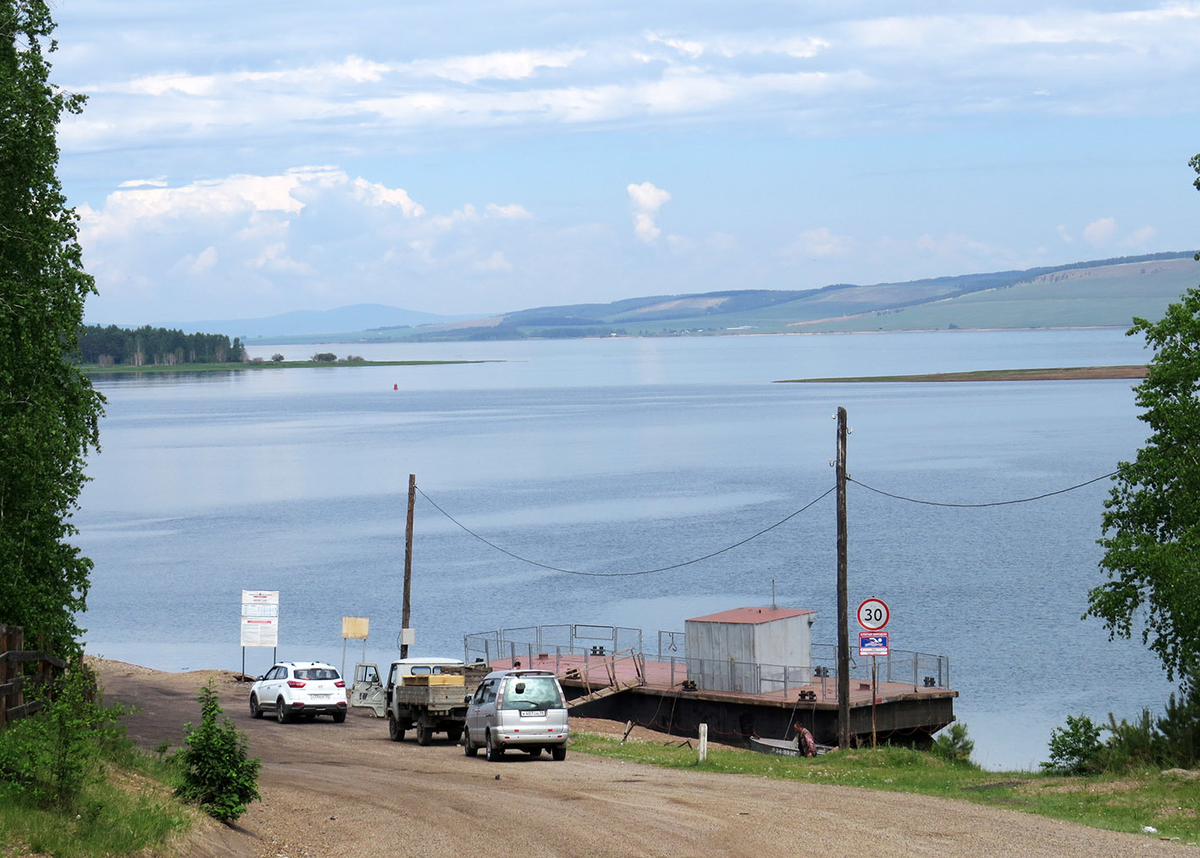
[77,324,245,367]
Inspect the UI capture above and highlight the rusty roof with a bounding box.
[685,606,815,625]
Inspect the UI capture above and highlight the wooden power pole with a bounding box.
[401,473,415,659]
[836,407,850,749]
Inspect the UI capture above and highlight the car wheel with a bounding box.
[463,729,478,757]
[249,694,262,719]
[333,711,346,724]
[552,744,567,762]
[485,731,503,762]
[416,724,431,746]
[276,699,290,724]
[387,713,404,742]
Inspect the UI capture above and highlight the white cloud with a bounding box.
[1124,224,1156,246]
[783,227,854,259]
[409,49,585,83]
[190,246,218,274]
[627,181,671,244]
[485,203,533,219]
[352,178,425,216]
[1083,217,1117,246]
[78,166,544,320]
[473,251,513,272]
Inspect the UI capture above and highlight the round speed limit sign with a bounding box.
[857,598,890,631]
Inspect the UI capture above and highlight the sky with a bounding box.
[49,1,1200,324]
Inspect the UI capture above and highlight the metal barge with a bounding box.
[465,609,956,749]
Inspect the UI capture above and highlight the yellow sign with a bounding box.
[341,616,369,639]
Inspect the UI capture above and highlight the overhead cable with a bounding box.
[415,484,836,577]
[847,470,1120,508]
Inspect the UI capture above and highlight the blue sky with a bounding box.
[54,1,1200,324]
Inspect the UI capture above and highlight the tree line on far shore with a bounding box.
[77,324,245,367]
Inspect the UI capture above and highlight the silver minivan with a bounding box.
[463,669,569,761]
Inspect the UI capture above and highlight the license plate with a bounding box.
[520,710,545,717]
[310,694,331,700]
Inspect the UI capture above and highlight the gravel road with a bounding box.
[91,658,1185,858]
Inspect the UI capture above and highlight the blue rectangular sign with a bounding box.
[858,631,889,656]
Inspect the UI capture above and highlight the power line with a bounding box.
[414,465,1124,575]
[415,484,836,577]
[847,470,1119,508]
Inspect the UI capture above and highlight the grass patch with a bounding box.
[0,755,197,857]
[777,366,1149,383]
[569,733,1200,843]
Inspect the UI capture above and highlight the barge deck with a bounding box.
[468,624,956,749]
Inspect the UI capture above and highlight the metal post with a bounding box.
[871,657,878,748]
[401,473,415,659]
[836,406,850,749]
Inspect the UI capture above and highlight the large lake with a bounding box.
[74,329,1176,770]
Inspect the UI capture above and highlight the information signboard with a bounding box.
[241,590,279,648]
[858,631,889,657]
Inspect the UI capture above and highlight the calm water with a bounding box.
[74,329,1176,770]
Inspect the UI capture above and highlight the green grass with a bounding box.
[568,733,1200,843]
[0,755,197,857]
[81,358,489,374]
[777,366,1149,383]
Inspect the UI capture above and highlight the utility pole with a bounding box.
[401,473,415,659]
[836,407,850,749]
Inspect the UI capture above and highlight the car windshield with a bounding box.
[498,676,562,710]
[294,668,339,681]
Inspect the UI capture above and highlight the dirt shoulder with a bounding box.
[91,658,1182,858]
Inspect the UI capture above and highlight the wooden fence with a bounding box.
[0,625,67,728]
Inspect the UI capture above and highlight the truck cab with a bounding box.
[352,657,487,746]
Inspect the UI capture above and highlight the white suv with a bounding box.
[250,661,347,723]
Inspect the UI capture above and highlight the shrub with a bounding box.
[1100,709,1161,771]
[311,352,337,362]
[0,664,123,809]
[1156,675,1200,768]
[1043,714,1103,774]
[930,722,974,764]
[270,353,284,362]
[174,681,261,822]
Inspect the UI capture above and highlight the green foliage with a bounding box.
[77,323,241,366]
[0,0,105,659]
[1044,680,1200,775]
[0,665,124,809]
[1156,675,1200,767]
[1088,160,1200,684]
[174,680,261,822]
[0,716,193,858]
[312,352,337,362]
[930,722,975,764]
[1089,285,1200,681]
[1099,709,1161,771]
[1043,714,1103,774]
[271,352,285,362]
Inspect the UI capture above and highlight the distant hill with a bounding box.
[145,252,1199,344]
[305,252,1198,343]
[144,304,460,340]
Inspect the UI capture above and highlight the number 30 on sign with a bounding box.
[857,598,889,631]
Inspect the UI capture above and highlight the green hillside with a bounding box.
[248,251,1200,343]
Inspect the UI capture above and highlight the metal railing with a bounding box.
[464,624,643,667]
[464,625,950,696]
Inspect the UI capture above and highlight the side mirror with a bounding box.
[465,695,472,704]
[255,675,263,681]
